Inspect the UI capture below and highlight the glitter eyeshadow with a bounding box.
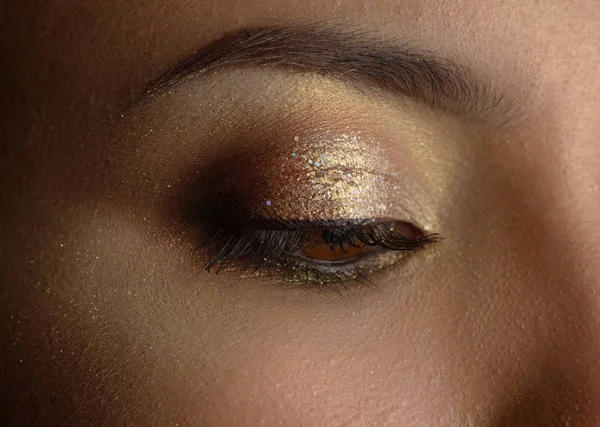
[214,130,413,222]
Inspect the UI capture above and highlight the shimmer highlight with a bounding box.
[213,130,413,222]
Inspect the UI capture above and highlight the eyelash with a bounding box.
[203,218,440,291]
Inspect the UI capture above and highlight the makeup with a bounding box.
[214,129,418,224]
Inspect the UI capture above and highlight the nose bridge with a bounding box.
[549,108,600,315]
[470,106,600,423]
[523,123,600,424]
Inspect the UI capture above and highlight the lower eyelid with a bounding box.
[255,246,415,289]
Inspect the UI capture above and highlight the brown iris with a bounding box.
[298,231,367,263]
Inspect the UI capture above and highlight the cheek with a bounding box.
[195,313,464,426]
[202,335,382,425]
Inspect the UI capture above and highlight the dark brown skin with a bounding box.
[1,1,600,426]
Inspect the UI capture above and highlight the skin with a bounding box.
[1,0,600,426]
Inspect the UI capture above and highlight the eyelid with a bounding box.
[133,64,448,241]
[195,129,425,226]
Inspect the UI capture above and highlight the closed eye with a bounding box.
[204,217,441,290]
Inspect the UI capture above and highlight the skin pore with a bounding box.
[1,0,600,426]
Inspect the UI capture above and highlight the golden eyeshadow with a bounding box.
[211,129,417,222]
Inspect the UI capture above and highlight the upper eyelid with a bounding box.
[226,217,385,231]
[141,24,516,123]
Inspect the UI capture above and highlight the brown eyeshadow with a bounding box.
[208,129,417,223]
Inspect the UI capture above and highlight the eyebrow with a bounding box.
[145,24,513,120]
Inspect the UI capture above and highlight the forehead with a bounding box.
[7,0,599,94]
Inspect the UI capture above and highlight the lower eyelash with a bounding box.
[262,248,409,290]
[203,219,440,290]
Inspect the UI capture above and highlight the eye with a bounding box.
[291,220,427,264]
[295,230,367,263]
[180,128,441,291]
[203,218,440,290]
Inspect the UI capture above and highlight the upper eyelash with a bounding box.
[204,219,440,273]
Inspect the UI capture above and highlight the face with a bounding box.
[2,1,600,425]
